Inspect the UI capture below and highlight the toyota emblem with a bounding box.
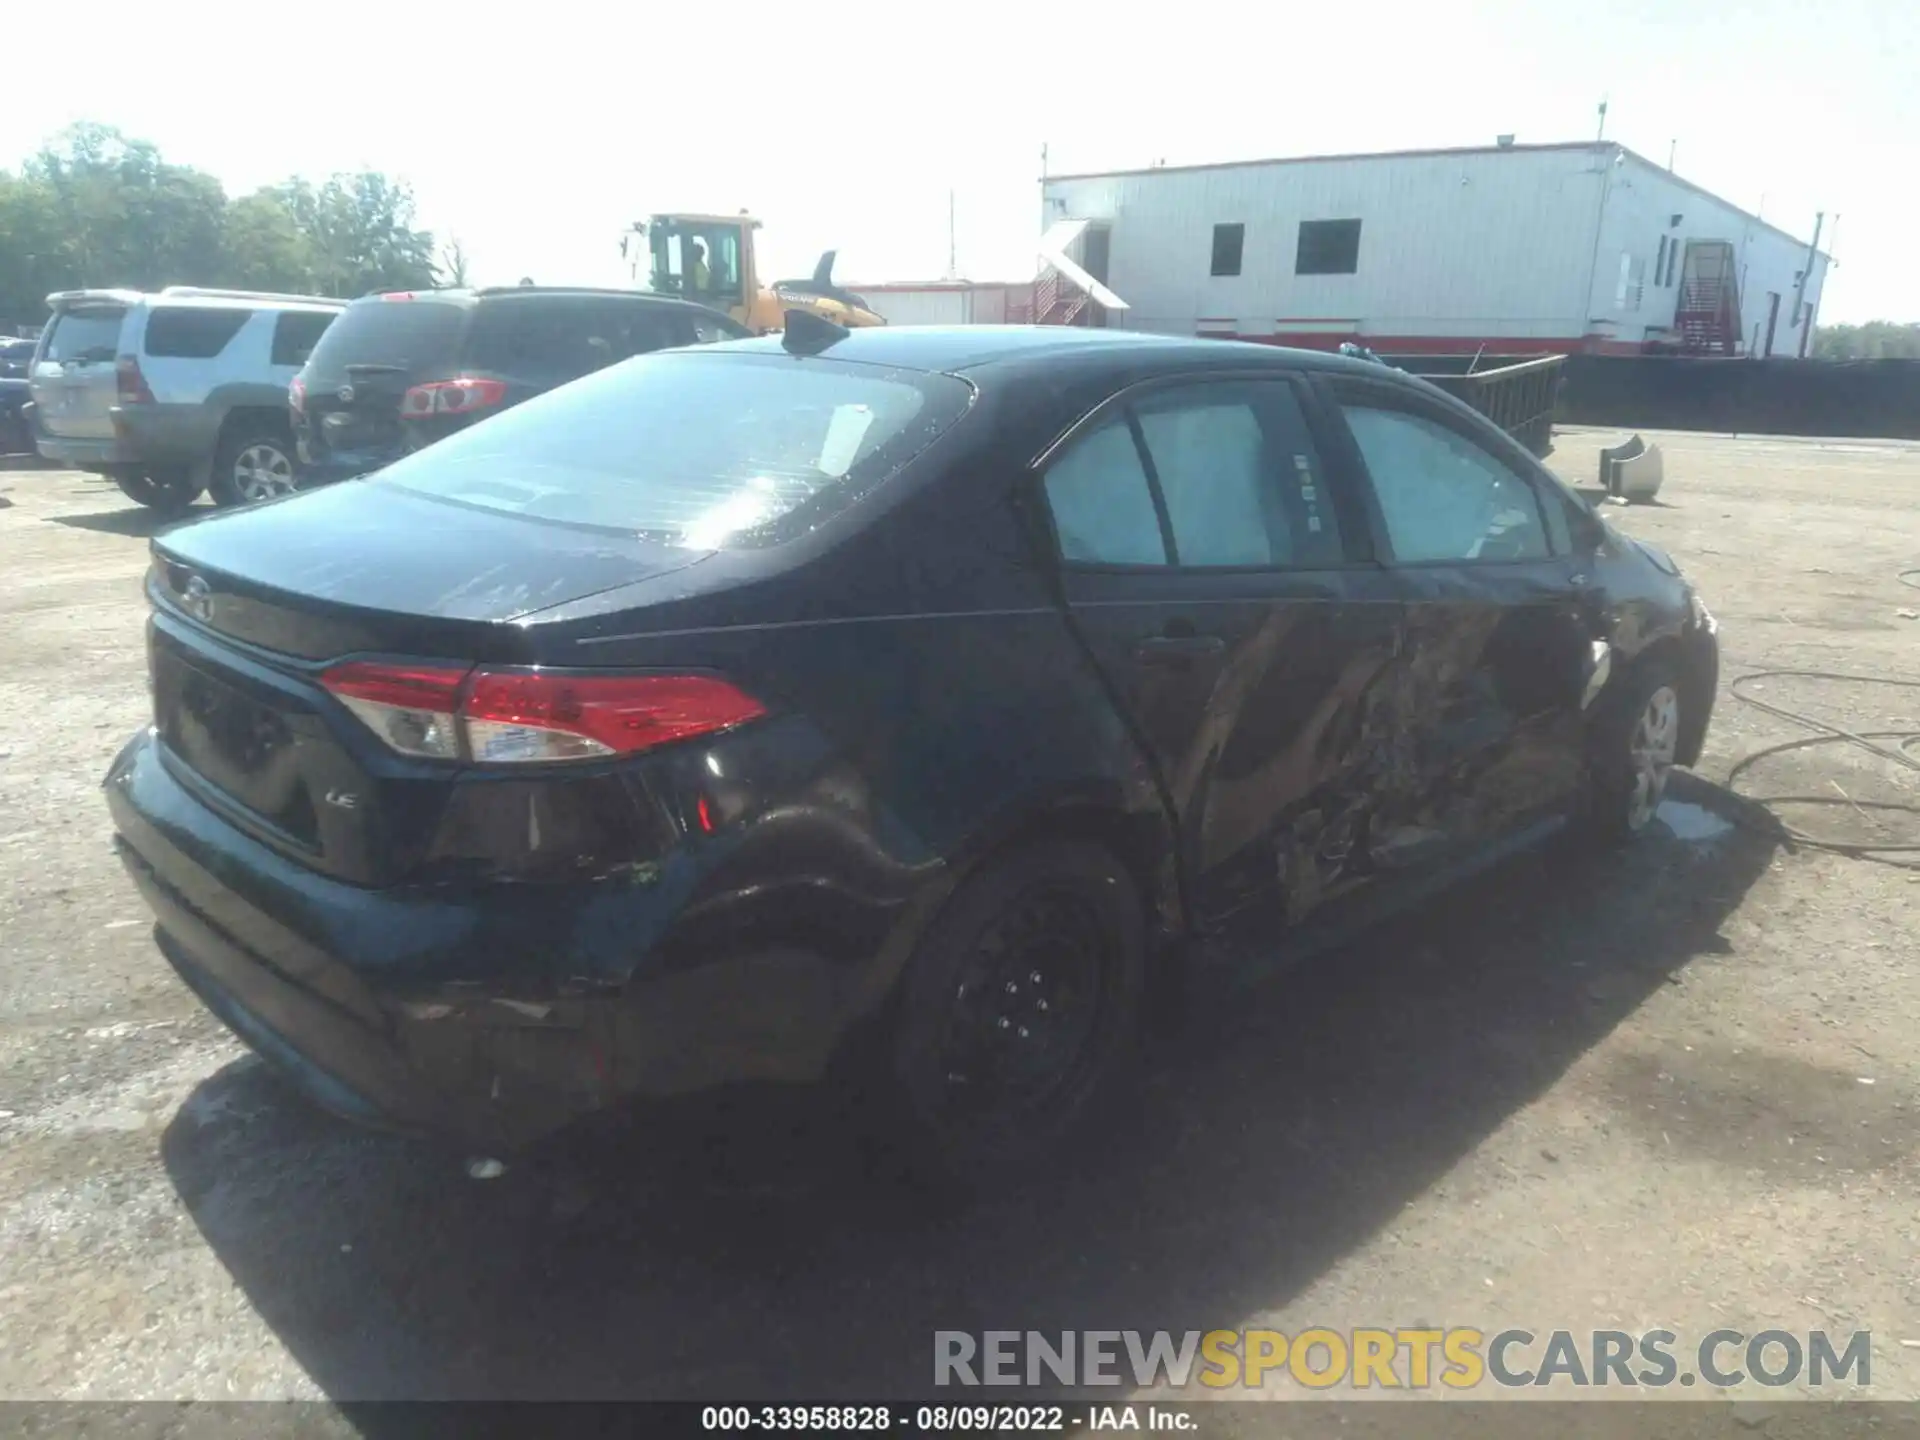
[337,384,355,403]
[181,574,215,623]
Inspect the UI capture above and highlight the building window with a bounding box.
[1656,236,1670,287]
[1210,223,1245,277]
[1296,219,1362,275]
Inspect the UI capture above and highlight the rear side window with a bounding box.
[1341,403,1549,563]
[42,307,126,363]
[465,299,620,384]
[1043,418,1169,566]
[271,311,336,367]
[1043,381,1343,570]
[303,296,470,379]
[144,306,252,359]
[375,351,973,548]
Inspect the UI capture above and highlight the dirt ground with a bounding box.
[1,433,1917,1409]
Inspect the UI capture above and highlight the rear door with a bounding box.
[297,295,472,470]
[31,301,128,440]
[1319,376,1594,866]
[1039,374,1410,934]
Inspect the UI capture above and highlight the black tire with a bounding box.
[882,838,1146,1186]
[114,470,203,514]
[210,422,298,507]
[1580,655,1683,845]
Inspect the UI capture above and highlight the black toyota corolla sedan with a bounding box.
[105,322,1719,1178]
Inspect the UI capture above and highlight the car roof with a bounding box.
[362,286,729,316]
[709,324,1399,381]
[44,287,343,312]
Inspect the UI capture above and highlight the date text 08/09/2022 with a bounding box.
[700,1406,1188,1432]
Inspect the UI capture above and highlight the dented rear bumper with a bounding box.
[106,727,862,1154]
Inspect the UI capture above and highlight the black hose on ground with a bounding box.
[1724,664,1920,866]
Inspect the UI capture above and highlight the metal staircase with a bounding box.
[1673,241,1743,356]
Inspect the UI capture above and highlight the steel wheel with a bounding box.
[933,883,1110,1121]
[1626,683,1681,831]
[231,442,296,502]
[884,839,1146,1184]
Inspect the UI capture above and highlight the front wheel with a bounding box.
[884,839,1146,1185]
[1582,659,1683,843]
[114,470,204,513]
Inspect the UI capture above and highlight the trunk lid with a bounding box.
[31,301,128,440]
[147,480,711,885]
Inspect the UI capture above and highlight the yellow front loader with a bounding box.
[623,214,886,333]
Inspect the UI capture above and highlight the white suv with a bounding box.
[29,287,343,511]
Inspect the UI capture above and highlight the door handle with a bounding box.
[1133,634,1226,665]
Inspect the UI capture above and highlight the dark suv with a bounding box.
[291,287,748,490]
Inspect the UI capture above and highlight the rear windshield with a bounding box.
[42,307,126,363]
[301,295,469,379]
[375,350,973,548]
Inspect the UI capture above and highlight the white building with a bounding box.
[1037,141,1831,357]
[849,280,1035,327]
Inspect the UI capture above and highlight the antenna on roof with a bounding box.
[1596,96,1609,142]
[782,308,848,355]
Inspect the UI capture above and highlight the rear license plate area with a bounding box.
[152,645,319,845]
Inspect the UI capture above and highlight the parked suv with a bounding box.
[28,288,343,511]
[293,286,748,488]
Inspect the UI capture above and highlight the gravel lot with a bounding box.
[1,433,1917,1407]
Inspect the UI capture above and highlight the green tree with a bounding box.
[0,123,438,328]
[1812,321,1920,360]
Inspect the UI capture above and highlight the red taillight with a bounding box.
[399,377,508,419]
[319,662,764,765]
[289,375,306,415]
[464,672,767,763]
[116,355,155,404]
[321,661,469,760]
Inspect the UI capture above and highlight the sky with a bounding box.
[2,0,1911,325]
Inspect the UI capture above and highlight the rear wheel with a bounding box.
[885,839,1146,1185]
[114,470,203,513]
[210,424,298,507]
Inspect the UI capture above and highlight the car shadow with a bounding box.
[161,774,1775,1406]
[51,504,210,538]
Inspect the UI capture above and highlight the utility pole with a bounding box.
[1794,211,1825,358]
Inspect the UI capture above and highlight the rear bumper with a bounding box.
[34,404,209,473]
[105,727,867,1152]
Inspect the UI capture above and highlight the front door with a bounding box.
[1319,378,1593,870]
[1038,374,1409,934]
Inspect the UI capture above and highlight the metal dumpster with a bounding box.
[1383,353,1566,459]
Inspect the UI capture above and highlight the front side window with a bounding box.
[1341,403,1549,563]
[271,311,336,368]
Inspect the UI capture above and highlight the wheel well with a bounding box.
[1620,632,1710,764]
[217,406,293,450]
[962,803,1181,944]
